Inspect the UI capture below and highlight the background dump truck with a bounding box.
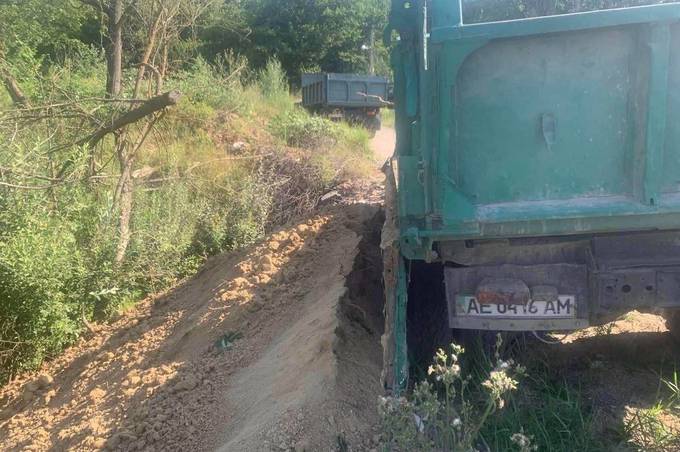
[301,73,390,135]
[382,0,680,392]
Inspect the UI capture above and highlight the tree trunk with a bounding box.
[132,11,163,98]
[1,70,29,106]
[106,0,124,97]
[368,28,375,75]
[114,142,134,265]
[111,114,160,265]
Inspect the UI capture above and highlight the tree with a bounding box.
[108,0,215,264]
[0,0,96,61]
[107,0,124,96]
[206,0,390,83]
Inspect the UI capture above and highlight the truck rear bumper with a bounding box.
[445,264,590,331]
[441,230,680,331]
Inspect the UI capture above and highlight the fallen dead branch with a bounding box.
[82,90,181,148]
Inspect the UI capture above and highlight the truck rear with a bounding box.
[301,73,390,134]
[383,0,680,392]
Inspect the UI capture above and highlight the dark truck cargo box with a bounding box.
[301,73,389,133]
[301,73,389,108]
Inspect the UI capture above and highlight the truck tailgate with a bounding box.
[392,2,680,244]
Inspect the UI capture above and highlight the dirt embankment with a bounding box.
[0,188,387,451]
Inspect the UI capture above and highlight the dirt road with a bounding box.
[370,127,395,167]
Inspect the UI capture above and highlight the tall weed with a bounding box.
[381,336,530,451]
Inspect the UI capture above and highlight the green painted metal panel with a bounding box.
[662,25,680,193]
[454,28,635,205]
[388,1,680,252]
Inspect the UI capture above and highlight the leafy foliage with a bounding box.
[200,0,391,80]
[0,0,98,61]
[270,108,338,148]
[0,50,370,382]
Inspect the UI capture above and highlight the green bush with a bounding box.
[269,108,338,148]
[169,54,249,112]
[258,58,289,99]
[0,190,91,376]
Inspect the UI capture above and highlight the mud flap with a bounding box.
[381,160,409,394]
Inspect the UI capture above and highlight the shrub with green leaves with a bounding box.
[269,108,338,148]
[258,58,289,99]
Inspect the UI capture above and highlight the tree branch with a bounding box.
[81,90,181,148]
[1,69,29,107]
[356,92,393,107]
[139,62,163,94]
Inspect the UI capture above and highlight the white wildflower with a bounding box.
[511,430,537,452]
[413,414,425,433]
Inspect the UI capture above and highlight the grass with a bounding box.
[624,403,680,451]
[387,334,680,452]
[480,344,680,451]
[481,366,607,451]
[662,370,680,411]
[381,108,395,128]
[268,106,373,184]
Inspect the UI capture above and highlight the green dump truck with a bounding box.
[382,0,680,392]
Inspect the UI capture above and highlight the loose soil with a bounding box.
[0,195,386,451]
[532,311,680,443]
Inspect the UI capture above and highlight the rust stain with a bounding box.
[476,291,529,306]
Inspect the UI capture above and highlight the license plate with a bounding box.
[455,295,577,318]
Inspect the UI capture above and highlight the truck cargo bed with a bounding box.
[301,73,389,108]
[391,2,680,247]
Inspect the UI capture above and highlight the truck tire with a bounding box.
[367,116,381,138]
[664,310,680,341]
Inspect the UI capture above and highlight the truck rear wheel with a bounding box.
[664,310,680,341]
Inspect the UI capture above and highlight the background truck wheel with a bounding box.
[366,116,380,138]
